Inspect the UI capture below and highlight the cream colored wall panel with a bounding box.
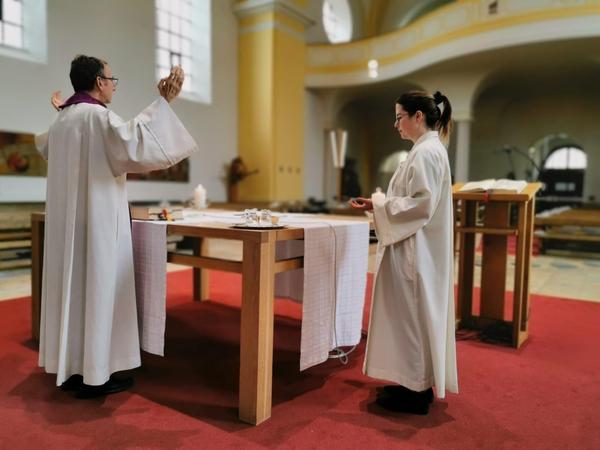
[306,1,600,87]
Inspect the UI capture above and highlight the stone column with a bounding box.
[454,115,472,182]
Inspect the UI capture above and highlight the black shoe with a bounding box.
[76,376,134,399]
[376,393,430,415]
[381,385,434,404]
[60,374,84,391]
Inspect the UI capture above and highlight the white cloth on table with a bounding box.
[132,220,168,356]
[274,218,369,370]
[131,212,370,371]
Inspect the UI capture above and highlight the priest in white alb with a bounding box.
[35,55,198,398]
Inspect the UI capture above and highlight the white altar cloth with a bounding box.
[131,211,370,370]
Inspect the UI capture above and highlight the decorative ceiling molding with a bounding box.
[233,0,315,28]
[306,0,600,87]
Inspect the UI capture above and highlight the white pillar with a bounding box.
[454,118,471,182]
[414,71,485,184]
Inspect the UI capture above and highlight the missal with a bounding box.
[458,179,527,194]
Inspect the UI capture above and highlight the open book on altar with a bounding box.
[458,179,528,194]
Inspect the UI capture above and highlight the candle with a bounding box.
[194,184,206,209]
[371,187,385,206]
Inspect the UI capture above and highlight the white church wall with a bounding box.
[0,0,237,204]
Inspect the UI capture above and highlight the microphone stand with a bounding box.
[496,146,542,181]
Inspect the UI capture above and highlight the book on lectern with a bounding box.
[458,179,527,194]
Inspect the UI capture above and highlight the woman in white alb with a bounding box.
[350,91,458,415]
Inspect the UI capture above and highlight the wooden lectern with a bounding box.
[453,183,541,348]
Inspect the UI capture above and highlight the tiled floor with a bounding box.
[1,240,599,303]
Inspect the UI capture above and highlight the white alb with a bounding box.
[365,130,458,398]
[36,97,198,386]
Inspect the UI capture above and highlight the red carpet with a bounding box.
[1,270,599,449]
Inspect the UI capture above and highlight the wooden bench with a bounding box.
[0,204,44,270]
[534,230,600,242]
[0,230,32,269]
[535,207,600,253]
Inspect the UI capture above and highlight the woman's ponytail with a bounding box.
[433,91,452,140]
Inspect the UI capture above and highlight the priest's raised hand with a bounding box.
[50,90,64,111]
[158,65,184,103]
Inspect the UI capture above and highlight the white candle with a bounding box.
[194,185,206,209]
[371,187,385,205]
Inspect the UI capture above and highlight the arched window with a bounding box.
[544,147,587,170]
[155,0,211,103]
[322,0,352,44]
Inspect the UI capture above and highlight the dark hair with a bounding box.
[396,90,452,140]
[69,55,107,92]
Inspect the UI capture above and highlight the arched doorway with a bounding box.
[534,134,587,211]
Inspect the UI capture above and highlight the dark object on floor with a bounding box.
[375,392,430,415]
[59,374,84,391]
[480,321,513,345]
[76,376,134,399]
[381,385,434,404]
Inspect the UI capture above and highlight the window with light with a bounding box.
[322,0,352,44]
[544,147,587,170]
[0,0,23,49]
[155,0,211,103]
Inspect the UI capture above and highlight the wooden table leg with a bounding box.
[31,216,44,341]
[239,233,276,425]
[458,199,476,326]
[512,202,528,347]
[513,198,534,347]
[192,237,210,301]
[520,197,535,331]
[480,203,510,320]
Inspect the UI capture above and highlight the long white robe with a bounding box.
[35,97,198,386]
[363,131,458,398]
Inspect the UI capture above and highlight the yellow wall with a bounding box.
[273,27,305,201]
[238,28,275,200]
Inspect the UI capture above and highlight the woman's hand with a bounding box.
[158,66,185,103]
[51,91,63,111]
[349,197,373,211]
